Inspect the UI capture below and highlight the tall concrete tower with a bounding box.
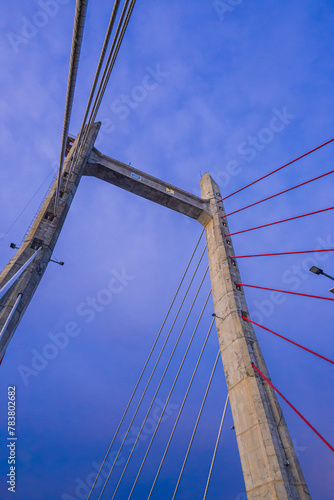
[201,174,310,499]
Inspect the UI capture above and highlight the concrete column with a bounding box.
[0,123,101,359]
[200,173,311,499]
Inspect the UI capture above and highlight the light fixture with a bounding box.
[309,266,323,275]
[309,266,334,294]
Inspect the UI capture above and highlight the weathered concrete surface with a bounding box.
[200,173,311,499]
[84,148,212,226]
[0,123,101,358]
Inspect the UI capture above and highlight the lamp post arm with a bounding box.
[322,272,334,282]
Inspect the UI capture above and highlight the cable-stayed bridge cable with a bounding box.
[108,267,210,500]
[54,0,88,214]
[224,206,334,237]
[67,0,136,185]
[230,249,334,259]
[223,169,334,218]
[78,0,121,140]
[242,317,334,365]
[97,248,208,499]
[0,168,55,245]
[235,282,334,302]
[86,230,204,499]
[66,0,122,186]
[87,0,136,127]
[75,0,135,169]
[147,318,215,500]
[203,393,229,500]
[219,137,334,201]
[128,290,212,499]
[252,363,334,453]
[172,350,220,500]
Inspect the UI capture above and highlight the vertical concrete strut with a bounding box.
[0,123,101,359]
[200,173,311,499]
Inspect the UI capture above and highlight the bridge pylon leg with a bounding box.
[0,123,100,360]
[200,173,311,499]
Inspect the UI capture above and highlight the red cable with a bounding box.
[230,249,334,258]
[218,138,334,202]
[224,206,334,237]
[252,363,334,453]
[235,282,334,302]
[243,316,334,365]
[222,169,334,217]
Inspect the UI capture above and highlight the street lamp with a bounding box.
[309,266,334,294]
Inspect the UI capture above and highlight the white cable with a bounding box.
[203,393,229,499]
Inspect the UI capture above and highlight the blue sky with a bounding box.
[0,0,334,499]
